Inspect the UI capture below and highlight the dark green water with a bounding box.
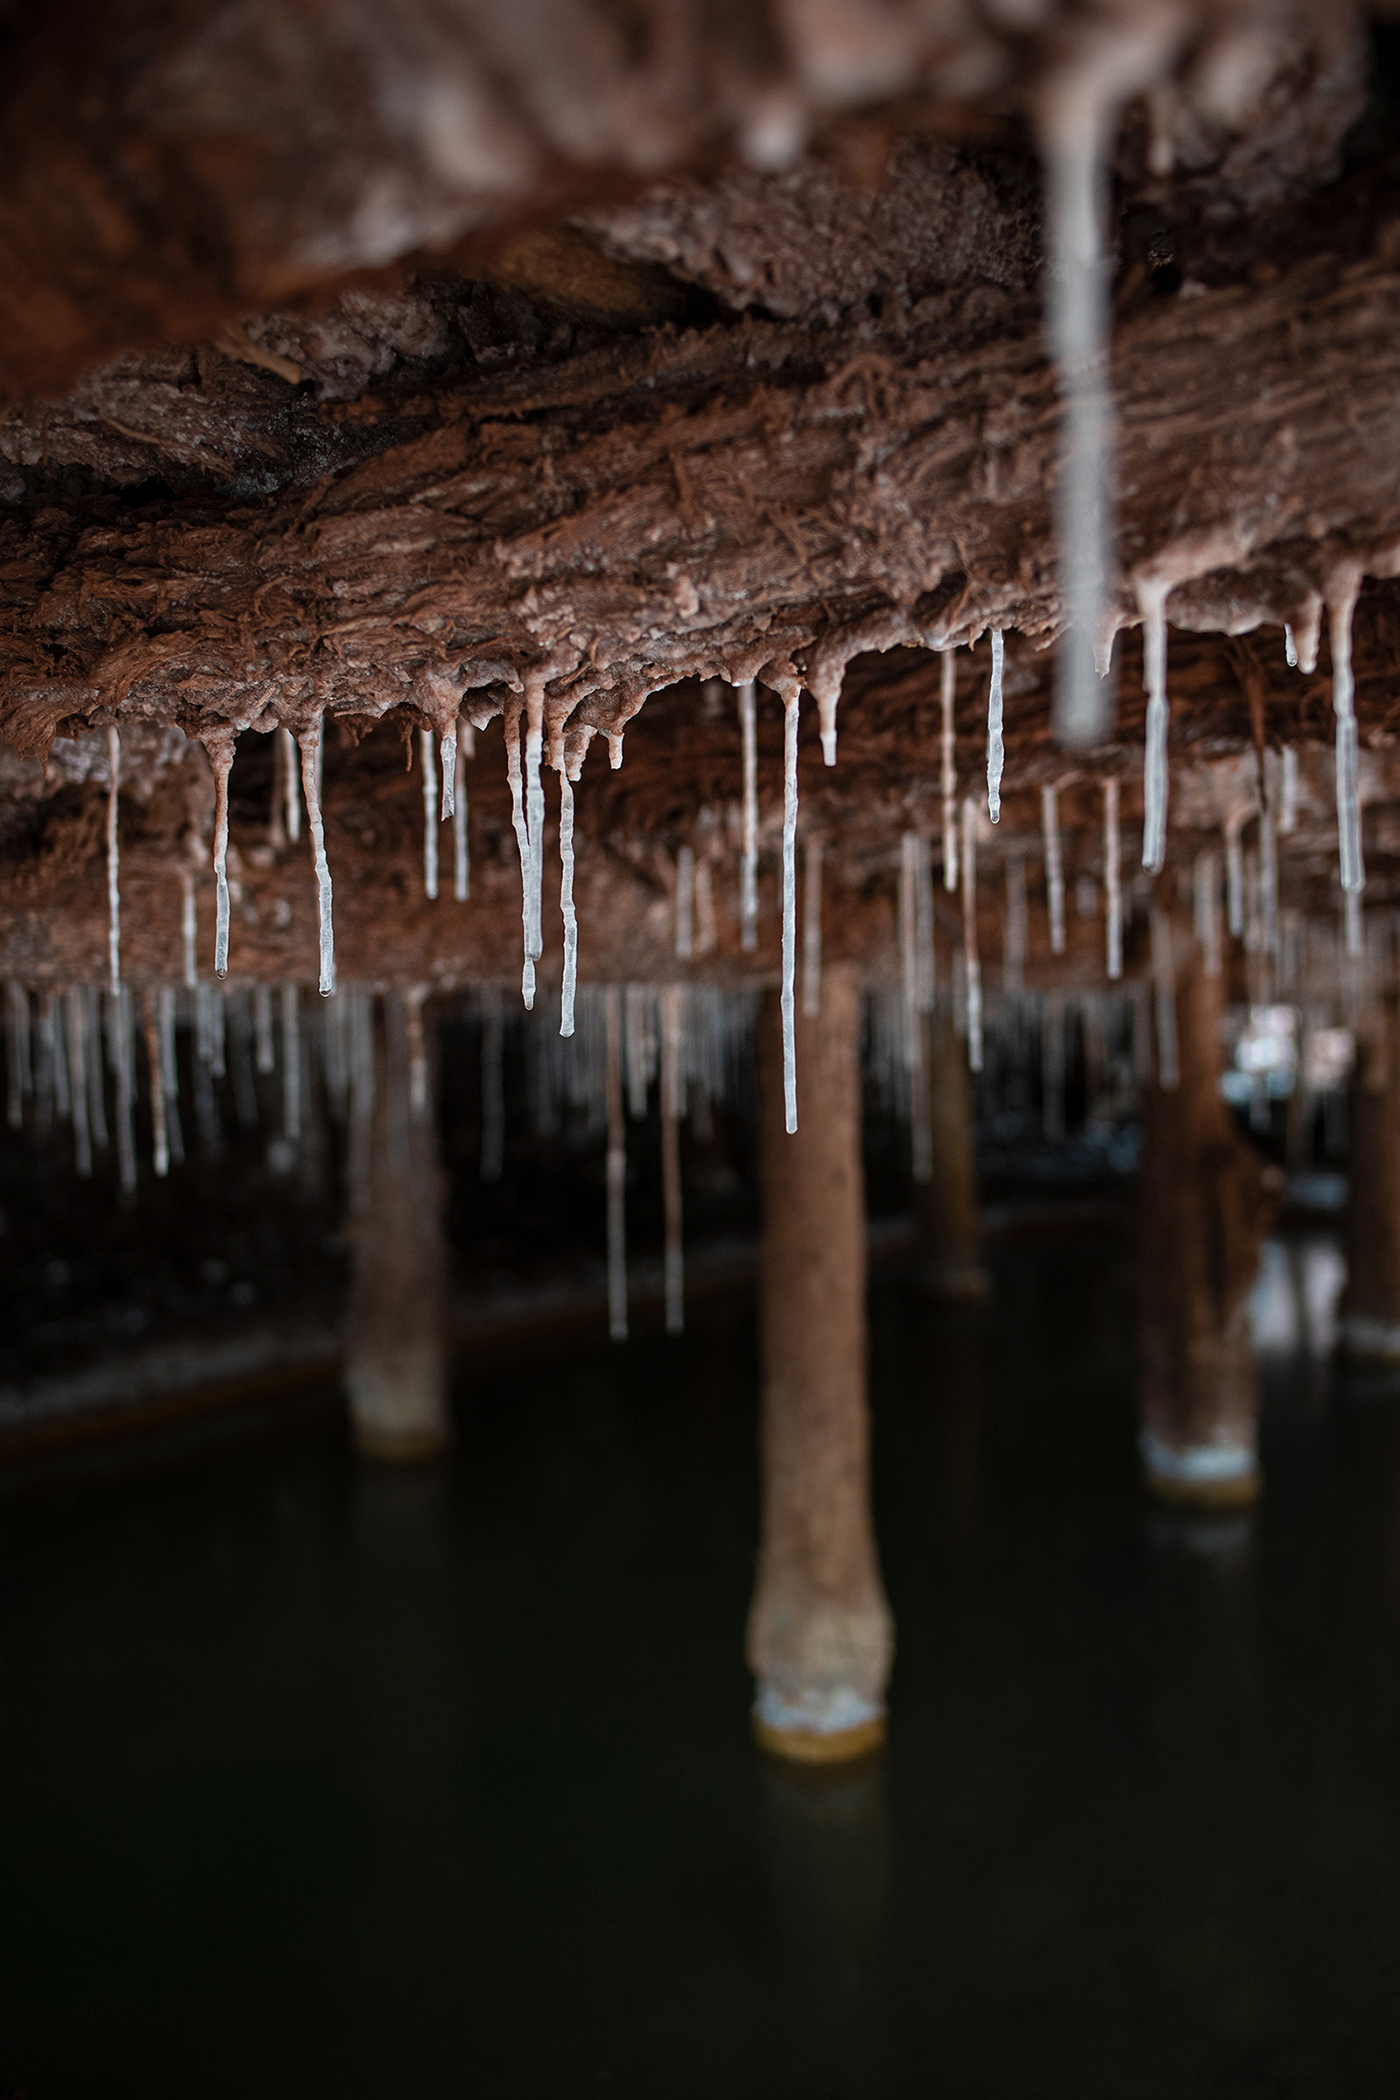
[2,1239,1399,2098]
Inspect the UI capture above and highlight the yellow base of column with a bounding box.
[1145,1467,1260,1512]
[753,1714,886,1765]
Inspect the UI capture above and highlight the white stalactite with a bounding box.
[739,680,758,952]
[210,739,233,981]
[525,684,546,973]
[421,728,439,900]
[1042,784,1066,955]
[1284,623,1298,670]
[961,796,983,1074]
[454,717,471,900]
[282,726,301,844]
[1137,579,1170,873]
[109,986,137,1194]
[1103,778,1122,981]
[1329,584,1365,896]
[440,728,457,822]
[506,708,534,1008]
[941,648,958,890]
[780,693,799,1134]
[298,727,335,995]
[559,766,578,1038]
[106,726,122,993]
[986,629,1005,823]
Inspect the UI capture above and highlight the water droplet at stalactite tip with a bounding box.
[780,693,799,1134]
[986,630,1004,823]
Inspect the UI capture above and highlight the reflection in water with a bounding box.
[1,1241,1400,2096]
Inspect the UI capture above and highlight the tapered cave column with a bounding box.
[1138,936,1272,1508]
[345,991,452,1461]
[1339,997,1400,1363]
[748,963,894,1764]
[914,1002,989,1298]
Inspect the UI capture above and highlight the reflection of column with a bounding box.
[1138,937,1272,1507]
[1340,997,1400,1362]
[346,993,452,1459]
[748,963,893,1762]
[756,1757,891,2091]
[913,1002,988,1298]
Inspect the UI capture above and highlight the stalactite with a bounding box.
[506,703,534,1008]
[1103,778,1122,982]
[1329,582,1365,897]
[1345,886,1364,961]
[1137,580,1170,873]
[298,724,335,995]
[604,984,627,1342]
[420,728,439,900]
[282,725,301,843]
[661,982,684,1334]
[1284,623,1298,670]
[1042,784,1066,955]
[208,735,234,980]
[440,726,457,822]
[454,715,471,901]
[106,726,122,993]
[739,680,758,953]
[559,766,578,1038]
[986,629,1005,823]
[524,680,546,979]
[961,796,983,1074]
[269,727,287,851]
[675,844,694,961]
[801,835,823,1020]
[940,648,958,890]
[83,985,108,1150]
[780,694,800,1134]
[107,986,137,1194]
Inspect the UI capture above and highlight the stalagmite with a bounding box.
[1329,584,1365,897]
[1137,581,1170,873]
[1103,779,1122,981]
[661,983,684,1335]
[986,629,1005,823]
[420,728,439,901]
[1138,932,1272,1506]
[298,726,335,995]
[559,766,578,1038]
[802,837,823,1020]
[208,736,233,980]
[282,983,302,1144]
[1149,909,1179,1092]
[345,991,451,1460]
[107,987,137,1195]
[181,871,197,991]
[480,986,504,1182]
[506,708,534,1008]
[961,797,982,1073]
[64,985,92,1178]
[142,988,169,1177]
[739,681,759,953]
[604,984,628,1342]
[748,963,893,1763]
[6,984,30,1130]
[1339,994,1400,1362]
[940,649,958,890]
[675,844,694,961]
[1194,850,1222,976]
[1042,784,1066,955]
[453,718,471,901]
[780,694,799,1134]
[282,726,301,843]
[106,726,121,993]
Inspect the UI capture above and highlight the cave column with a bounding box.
[1339,995,1400,1362]
[345,990,452,1460]
[748,962,893,1762]
[1138,929,1270,1507]
[914,1001,989,1297]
